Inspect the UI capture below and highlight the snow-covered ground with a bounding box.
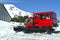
[55,23,60,31]
[0,20,60,40]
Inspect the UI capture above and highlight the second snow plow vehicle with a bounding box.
[24,12,58,33]
[14,11,58,34]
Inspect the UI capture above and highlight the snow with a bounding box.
[10,22,25,27]
[0,20,15,40]
[4,4,33,18]
[55,23,60,31]
[0,20,60,40]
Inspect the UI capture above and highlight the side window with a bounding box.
[40,14,45,19]
[25,18,33,23]
[34,14,39,18]
[46,14,51,18]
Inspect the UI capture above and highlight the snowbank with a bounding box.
[0,20,15,37]
[0,20,26,40]
[55,23,60,31]
[0,20,60,40]
[10,22,25,27]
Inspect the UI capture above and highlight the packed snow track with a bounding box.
[0,20,60,40]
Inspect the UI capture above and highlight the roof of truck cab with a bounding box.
[34,11,56,14]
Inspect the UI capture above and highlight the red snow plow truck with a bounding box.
[14,11,58,33]
[24,11,58,33]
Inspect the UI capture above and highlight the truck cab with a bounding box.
[24,12,58,33]
[25,12,58,27]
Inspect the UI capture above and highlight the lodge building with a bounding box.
[0,3,11,21]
